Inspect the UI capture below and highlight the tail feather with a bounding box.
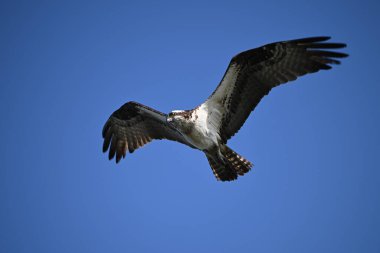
[206,145,253,182]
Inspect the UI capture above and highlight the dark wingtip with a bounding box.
[338,52,349,58]
[290,36,331,44]
[115,145,124,163]
[108,138,117,160]
[339,43,347,49]
[115,154,121,163]
[102,120,110,138]
[306,42,347,49]
[103,141,109,153]
[102,126,112,153]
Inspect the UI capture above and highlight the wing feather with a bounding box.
[102,101,192,163]
[204,36,348,143]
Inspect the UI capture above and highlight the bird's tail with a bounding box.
[206,145,253,181]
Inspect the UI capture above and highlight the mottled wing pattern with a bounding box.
[205,36,348,143]
[102,101,192,163]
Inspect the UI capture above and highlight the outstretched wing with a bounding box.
[102,101,193,163]
[203,36,348,143]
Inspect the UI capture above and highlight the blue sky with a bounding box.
[1,0,379,252]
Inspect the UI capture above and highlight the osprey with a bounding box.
[102,36,348,181]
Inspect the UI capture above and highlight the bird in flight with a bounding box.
[102,36,348,181]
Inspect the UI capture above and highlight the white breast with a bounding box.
[184,103,222,150]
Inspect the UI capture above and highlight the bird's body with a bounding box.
[102,36,348,181]
[168,105,220,151]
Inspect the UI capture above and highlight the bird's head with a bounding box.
[167,110,192,128]
[167,110,185,123]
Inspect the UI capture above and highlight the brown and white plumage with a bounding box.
[204,36,348,143]
[102,36,348,181]
[102,102,194,163]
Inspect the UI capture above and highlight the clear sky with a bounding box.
[1,0,379,252]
